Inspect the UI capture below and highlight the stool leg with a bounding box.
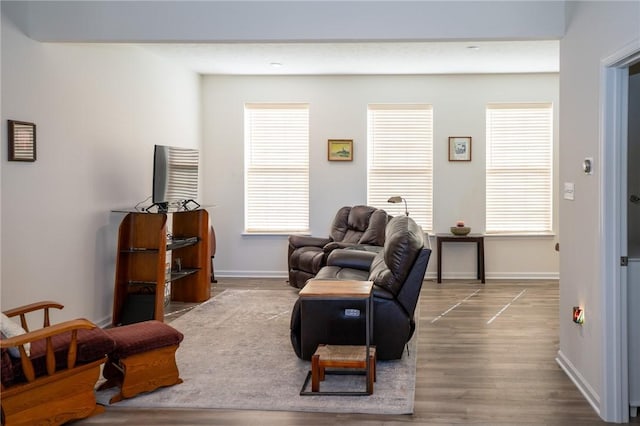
[311,354,320,392]
[371,353,377,382]
[367,355,375,394]
[97,359,122,391]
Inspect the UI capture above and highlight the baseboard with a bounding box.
[219,270,288,279]
[218,270,559,281]
[556,349,601,417]
[95,316,112,329]
[423,271,559,280]
[487,272,559,280]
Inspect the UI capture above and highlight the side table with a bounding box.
[436,234,485,283]
[298,280,375,396]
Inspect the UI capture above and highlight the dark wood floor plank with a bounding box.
[77,278,638,425]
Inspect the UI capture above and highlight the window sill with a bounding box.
[426,232,556,238]
[482,232,556,238]
[242,231,310,237]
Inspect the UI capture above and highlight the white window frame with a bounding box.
[244,103,309,234]
[367,104,433,231]
[485,103,553,234]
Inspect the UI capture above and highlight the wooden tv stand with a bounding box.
[112,209,211,326]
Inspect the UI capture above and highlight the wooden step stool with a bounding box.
[98,320,183,403]
[311,344,376,394]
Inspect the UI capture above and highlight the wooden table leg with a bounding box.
[478,238,485,283]
[437,237,443,283]
[311,353,320,392]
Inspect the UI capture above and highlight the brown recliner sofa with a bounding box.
[287,205,390,289]
[290,215,431,360]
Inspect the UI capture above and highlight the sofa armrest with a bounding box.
[288,235,332,249]
[323,241,357,252]
[327,248,377,271]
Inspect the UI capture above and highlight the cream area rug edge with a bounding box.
[98,288,418,415]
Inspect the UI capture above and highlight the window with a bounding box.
[244,103,309,233]
[485,103,553,233]
[367,104,433,231]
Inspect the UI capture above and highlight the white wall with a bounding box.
[0,6,201,324]
[202,74,560,279]
[558,1,640,420]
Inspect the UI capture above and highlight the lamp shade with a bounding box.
[387,196,409,216]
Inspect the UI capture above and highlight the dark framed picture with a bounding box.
[448,136,471,162]
[8,120,36,162]
[328,139,353,161]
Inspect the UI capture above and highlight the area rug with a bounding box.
[97,289,418,415]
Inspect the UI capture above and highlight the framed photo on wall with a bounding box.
[448,136,472,162]
[328,139,353,161]
[8,120,36,162]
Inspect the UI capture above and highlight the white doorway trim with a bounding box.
[600,37,640,423]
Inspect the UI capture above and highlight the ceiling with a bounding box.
[141,40,560,75]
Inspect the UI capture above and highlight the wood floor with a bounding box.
[77,278,638,425]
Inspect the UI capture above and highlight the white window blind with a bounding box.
[367,104,433,231]
[244,103,309,233]
[486,103,553,233]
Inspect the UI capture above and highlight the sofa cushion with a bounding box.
[368,216,424,296]
[1,313,30,357]
[357,209,389,246]
[326,248,377,271]
[105,320,183,359]
[330,205,387,245]
[1,325,116,388]
[289,246,326,273]
[314,265,370,281]
[1,346,16,386]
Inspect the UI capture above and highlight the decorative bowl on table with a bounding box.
[450,226,471,236]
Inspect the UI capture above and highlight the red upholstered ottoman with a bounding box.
[98,320,184,403]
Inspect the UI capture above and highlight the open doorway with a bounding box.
[600,40,640,423]
[628,62,640,418]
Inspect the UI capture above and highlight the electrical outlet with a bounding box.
[572,306,584,324]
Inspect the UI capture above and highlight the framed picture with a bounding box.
[328,139,353,161]
[448,136,472,162]
[8,120,36,162]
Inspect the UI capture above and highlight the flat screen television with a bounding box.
[151,144,200,212]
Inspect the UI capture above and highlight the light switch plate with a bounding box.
[564,182,575,200]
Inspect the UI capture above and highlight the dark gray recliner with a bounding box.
[290,215,431,360]
[287,205,389,289]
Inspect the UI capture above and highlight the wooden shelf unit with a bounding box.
[112,209,211,326]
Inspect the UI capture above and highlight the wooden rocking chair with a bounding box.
[1,301,115,426]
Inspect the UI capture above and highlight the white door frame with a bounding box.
[600,38,640,423]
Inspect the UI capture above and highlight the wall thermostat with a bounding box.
[583,157,594,175]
